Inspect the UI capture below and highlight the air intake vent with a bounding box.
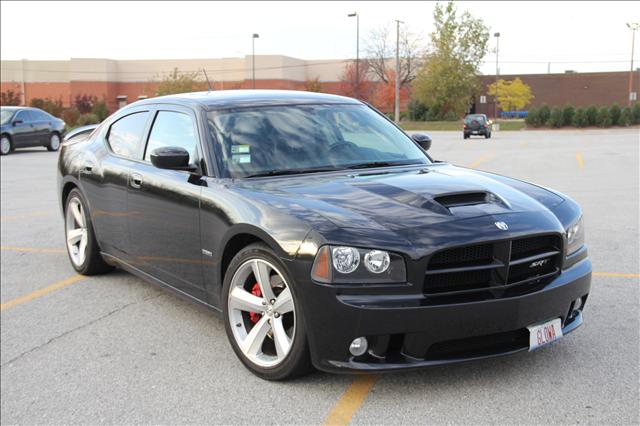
[434,192,488,208]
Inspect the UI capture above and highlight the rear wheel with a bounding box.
[64,189,113,275]
[47,132,61,152]
[223,243,313,380]
[0,135,11,155]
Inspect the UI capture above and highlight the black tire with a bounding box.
[64,189,113,275]
[222,243,313,380]
[0,135,11,155]
[47,132,61,152]
[463,135,469,140]
[485,133,491,139]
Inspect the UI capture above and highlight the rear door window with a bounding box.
[15,110,34,123]
[107,112,150,159]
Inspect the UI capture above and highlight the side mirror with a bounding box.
[12,120,23,126]
[412,133,432,151]
[150,146,191,170]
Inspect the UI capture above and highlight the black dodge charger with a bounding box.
[57,91,591,380]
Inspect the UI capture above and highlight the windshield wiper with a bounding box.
[245,166,343,178]
[345,160,423,170]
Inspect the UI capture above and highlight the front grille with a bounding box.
[424,234,562,300]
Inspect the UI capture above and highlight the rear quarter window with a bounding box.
[106,112,149,158]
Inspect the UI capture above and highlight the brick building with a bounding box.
[474,70,639,118]
[1,56,637,117]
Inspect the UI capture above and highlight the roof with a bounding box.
[135,90,361,110]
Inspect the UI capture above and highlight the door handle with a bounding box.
[131,173,143,189]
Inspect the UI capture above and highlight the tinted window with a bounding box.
[144,111,198,162]
[107,112,149,158]
[31,110,51,121]
[465,115,486,124]
[15,110,34,123]
[207,104,428,178]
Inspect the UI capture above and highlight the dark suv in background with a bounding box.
[0,107,66,155]
[463,114,492,139]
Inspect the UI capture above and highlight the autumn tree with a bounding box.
[374,70,410,114]
[412,1,489,119]
[364,25,424,87]
[155,68,207,96]
[487,78,534,112]
[304,76,323,92]
[339,61,375,102]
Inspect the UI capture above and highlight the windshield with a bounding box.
[207,104,429,178]
[0,109,16,125]
[465,115,486,124]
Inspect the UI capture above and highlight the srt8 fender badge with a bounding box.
[494,221,509,230]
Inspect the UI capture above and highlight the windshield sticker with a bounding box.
[232,145,251,154]
[232,154,251,163]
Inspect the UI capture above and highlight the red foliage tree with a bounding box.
[339,62,375,103]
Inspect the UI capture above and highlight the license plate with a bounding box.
[527,318,563,351]
[472,131,478,134]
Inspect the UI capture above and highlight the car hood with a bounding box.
[231,163,565,235]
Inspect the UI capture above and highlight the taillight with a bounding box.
[463,124,468,129]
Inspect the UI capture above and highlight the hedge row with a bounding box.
[29,95,109,129]
[526,103,640,128]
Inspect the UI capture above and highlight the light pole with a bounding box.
[627,23,639,107]
[252,33,259,89]
[395,19,404,123]
[494,32,500,121]
[348,12,359,98]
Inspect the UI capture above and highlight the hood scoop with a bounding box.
[434,191,510,211]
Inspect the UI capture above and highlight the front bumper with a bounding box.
[300,258,591,373]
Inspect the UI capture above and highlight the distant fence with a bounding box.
[500,111,528,119]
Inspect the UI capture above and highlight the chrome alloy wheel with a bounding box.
[0,136,10,155]
[65,197,88,267]
[228,259,296,368]
[50,133,60,150]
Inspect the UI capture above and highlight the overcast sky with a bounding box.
[1,1,638,75]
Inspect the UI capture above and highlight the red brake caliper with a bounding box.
[249,282,262,324]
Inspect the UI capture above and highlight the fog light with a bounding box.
[349,337,368,356]
[573,297,582,313]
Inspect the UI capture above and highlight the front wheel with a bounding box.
[0,135,11,155]
[47,133,61,151]
[64,189,113,275]
[223,243,313,380]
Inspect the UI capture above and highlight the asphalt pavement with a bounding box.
[1,128,638,425]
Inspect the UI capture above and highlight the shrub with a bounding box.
[562,104,575,126]
[572,108,588,128]
[76,113,100,126]
[619,107,633,127]
[585,105,598,126]
[408,99,428,121]
[1,90,22,106]
[91,99,109,122]
[631,103,640,125]
[74,94,97,114]
[61,108,80,126]
[443,111,458,121]
[524,107,539,127]
[609,104,621,126]
[538,104,551,125]
[548,107,564,128]
[596,106,612,128]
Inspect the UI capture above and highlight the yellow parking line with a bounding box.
[467,153,496,169]
[576,152,584,169]
[593,272,639,278]
[0,210,56,221]
[0,275,84,312]
[323,375,378,426]
[1,246,65,254]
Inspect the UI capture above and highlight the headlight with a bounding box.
[566,215,585,256]
[311,246,406,284]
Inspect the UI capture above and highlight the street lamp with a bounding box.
[627,23,639,106]
[395,19,404,123]
[494,32,500,121]
[348,12,359,98]
[252,33,259,89]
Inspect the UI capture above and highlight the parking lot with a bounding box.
[1,128,638,425]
